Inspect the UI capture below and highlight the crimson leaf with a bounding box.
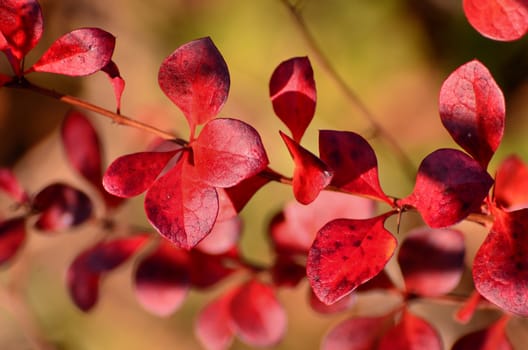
[463,0,528,41]
[103,150,179,198]
[67,236,147,311]
[229,279,287,347]
[322,316,385,350]
[398,227,465,297]
[280,131,332,204]
[439,60,505,168]
[308,288,356,314]
[494,155,528,210]
[473,208,528,316]
[378,309,442,350]
[134,241,190,317]
[195,287,238,350]
[144,154,219,250]
[28,28,115,76]
[0,0,43,73]
[193,118,269,188]
[319,130,391,204]
[452,316,512,350]
[158,37,229,134]
[0,168,28,203]
[0,217,26,265]
[401,149,493,228]
[307,214,397,305]
[269,56,316,142]
[270,190,375,255]
[101,60,125,113]
[32,183,93,231]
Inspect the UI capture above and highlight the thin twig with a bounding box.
[279,0,417,181]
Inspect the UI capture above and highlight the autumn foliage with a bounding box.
[1,0,528,349]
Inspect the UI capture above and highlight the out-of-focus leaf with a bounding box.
[307,214,397,305]
[452,315,512,350]
[158,37,229,133]
[280,131,332,204]
[270,256,306,288]
[270,56,316,142]
[308,288,355,315]
[398,227,465,297]
[439,60,504,168]
[0,168,28,203]
[321,316,385,350]
[32,183,93,231]
[494,155,528,210]
[401,149,493,228]
[463,0,528,41]
[455,290,483,324]
[0,217,26,265]
[28,28,115,76]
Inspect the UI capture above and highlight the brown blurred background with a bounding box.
[1,0,528,349]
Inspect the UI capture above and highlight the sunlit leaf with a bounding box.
[103,150,180,198]
[280,131,332,204]
[473,208,528,316]
[398,227,465,297]
[319,130,391,204]
[270,56,316,142]
[28,28,115,76]
[193,118,269,188]
[402,149,493,228]
[145,154,219,250]
[463,0,528,41]
[439,60,505,168]
[158,37,229,133]
[229,280,287,347]
[307,214,397,305]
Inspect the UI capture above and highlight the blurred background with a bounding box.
[1,0,528,349]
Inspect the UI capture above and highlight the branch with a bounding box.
[279,0,417,181]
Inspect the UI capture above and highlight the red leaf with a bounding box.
[0,0,43,73]
[224,173,270,213]
[378,309,442,350]
[270,190,376,255]
[103,150,179,198]
[322,316,385,350]
[0,217,26,265]
[401,149,493,228]
[307,214,397,305]
[158,37,229,133]
[439,60,505,168]
[473,208,528,316]
[319,130,391,204]
[196,216,241,255]
[67,236,147,311]
[101,60,125,113]
[61,111,102,187]
[134,241,190,317]
[309,288,356,314]
[494,155,528,210]
[270,256,306,288]
[452,315,512,350]
[229,280,287,347]
[0,73,12,86]
[144,155,219,250]
[195,287,237,350]
[269,56,316,142]
[455,290,483,324]
[0,168,28,203]
[280,131,333,204]
[32,183,93,231]
[193,118,269,188]
[188,250,234,288]
[28,28,115,76]
[398,227,465,297]
[463,0,528,41]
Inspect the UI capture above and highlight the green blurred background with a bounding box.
[1,0,528,349]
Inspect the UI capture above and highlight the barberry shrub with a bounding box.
[1,0,528,349]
